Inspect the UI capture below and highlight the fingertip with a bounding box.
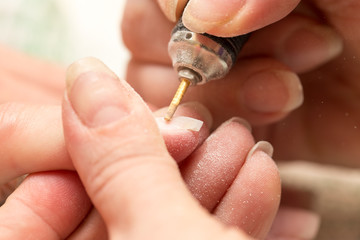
[156,116,204,132]
[64,57,153,129]
[227,116,252,132]
[246,141,274,161]
[214,141,281,239]
[277,22,343,73]
[183,0,246,34]
[181,117,255,210]
[66,57,118,93]
[154,101,213,129]
[154,102,212,162]
[183,0,300,37]
[241,69,303,114]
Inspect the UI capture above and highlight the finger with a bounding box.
[123,0,343,76]
[68,208,108,240]
[123,1,342,75]
[154,102,212,162]
[241,13,343,73]
[127,57,303,127]
[0,103,72,184]
[311,0,360,89]
[266,207,320,240]
[181,117,254,210]
[213,142,280,239]
[121,0,173,65]
[0,103,209,184]
[155,0,300,36]
[181,0,300,36]
[62,57,208,236]
[0,171,91,239]
[180,116,280,239]
[313,0,360,53]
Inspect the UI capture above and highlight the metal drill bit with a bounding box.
[164,78,191,121]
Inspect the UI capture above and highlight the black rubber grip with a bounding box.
[172,18,250,64]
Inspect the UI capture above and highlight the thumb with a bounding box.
[62,58,202,236]
[157,0,300,36]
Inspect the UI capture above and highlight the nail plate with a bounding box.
[241,70,303,113]
[279,24,343,73]
[183,0,245,33]
[246,141,274,162]
[66,58,130,128]
[153,101,213,129]
[227,117,252,132]
[156,116,203,132]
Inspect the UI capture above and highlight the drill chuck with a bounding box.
[168,19,250,85]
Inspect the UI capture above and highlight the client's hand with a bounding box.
[0,57,317,240]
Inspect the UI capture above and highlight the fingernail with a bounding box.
[226,117,252,132]
[66,57,130,128]
[241,70,303,113]
[153,101,213,129]
[279,24,343,73]
[183,0,245,33]
[155,116,203,132]
[246,141,273,162]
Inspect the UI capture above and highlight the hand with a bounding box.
[0,58,318,239]
[122,0,359,166]
[0,44,67,204]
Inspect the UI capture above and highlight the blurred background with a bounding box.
[0,0,129,78]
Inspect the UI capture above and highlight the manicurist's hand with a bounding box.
[122,0,359,166]
[156,0,300,36]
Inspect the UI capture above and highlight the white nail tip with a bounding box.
[229,117,252,132]
[246,141,274,162]
[156,116,203,132]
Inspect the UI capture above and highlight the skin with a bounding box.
[0,57,280,239]
[123,0,360,167]
[1,0,342,237]
[157,0,301,36]
[0,54,319,239]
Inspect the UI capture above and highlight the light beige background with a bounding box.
[0,0,130,78]
[58,0,130,78]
